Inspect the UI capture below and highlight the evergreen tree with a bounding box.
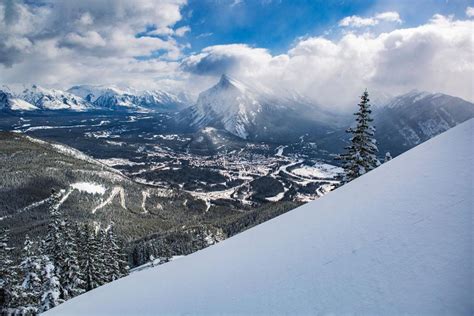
[384,152,392,163]
[38,249,63,313]
[15,236,43,315]
[149,255,156,268]
[43,190,67,301]
[0,228,19,314]
[158,241,172,264]
[61,222,85,300]
[78,224,103,291]
[104,227,129,282]
[44,189,86,301]
[95,228,108,286]
[337,90,380,182]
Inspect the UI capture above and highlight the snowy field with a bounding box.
[46,120,473,315]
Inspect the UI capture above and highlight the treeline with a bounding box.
[0,190,129,315]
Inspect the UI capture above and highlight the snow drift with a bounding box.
[46,119,473,315]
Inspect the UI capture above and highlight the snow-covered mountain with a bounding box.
[182,74,263,138]
[68,85,190,112]
[177,74,340,141]
[45,119,473,315]
[1,84,94,111]
[0,84,190,113]
[375,90,474,155]
[0,90,38,111]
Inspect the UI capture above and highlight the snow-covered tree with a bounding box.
[38,251,63,313]
[95,228,109,286]
[384,152,393,163]
[78,224,103,291]
[14,235,43,315]
[104,226,129,282]
[43,189,85,301]
[158,241,172,264]
[44,190,65,264]
[337,90,380,182]
[0,228,19,314]
[43,189,68,301]
[60,222,85,300]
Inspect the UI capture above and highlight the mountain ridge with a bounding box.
[0,84,190,113]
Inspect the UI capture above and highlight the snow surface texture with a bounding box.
[46,119,474,315]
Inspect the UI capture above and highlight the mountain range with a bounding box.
[1,77,473,155]
[0,85,93,111]
[68,85,190,112]
[374,90,474,155]
[0,84,189,113]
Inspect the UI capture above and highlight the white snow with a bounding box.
[275,145,287,157]
[97,158,144,167]
[70,182,106,195]
[129,256,185,274]
[3,84,93,111]
[91,186,126,214]
[191,75,262,139]
[67,84,188,110]
[8,98,38,111]
[141,191,150,214]
[291,162,343,179]
[46,119,474,315]
[265,190,286,202]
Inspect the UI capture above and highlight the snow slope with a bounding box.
[46,119,474,315]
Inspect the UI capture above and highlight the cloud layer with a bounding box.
[182,13,474,109]
[0,0,187,89]
[1,1,473,110]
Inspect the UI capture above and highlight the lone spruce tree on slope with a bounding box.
[338,90,380,183]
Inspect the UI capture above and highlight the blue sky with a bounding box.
[175,0,472,54]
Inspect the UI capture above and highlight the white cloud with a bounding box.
[466,6,474,18]
[181,44,275,77]
[62,31,107,49]
[339,11,402,28]
[375,11,402,23]
[1,2,472,110]
[175,26,190,37]
[0,0,187,88]
[182,14,473,109]
[339,16,378,27]
[78,12,94,26]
